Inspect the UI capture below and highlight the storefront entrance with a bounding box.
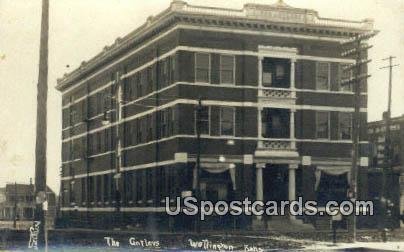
[263,164,289,203]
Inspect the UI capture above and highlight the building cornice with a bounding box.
[368,115,404,127]
[56,1,374,92]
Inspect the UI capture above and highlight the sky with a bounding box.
[0,0,403,193]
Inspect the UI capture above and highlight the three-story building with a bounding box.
[57,0,374,230]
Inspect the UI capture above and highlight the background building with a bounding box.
[56,0,374,230]
[0,182,56,230]
[368,114,404,228]
[0,183,35,223]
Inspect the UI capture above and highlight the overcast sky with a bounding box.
[0,0,403,193]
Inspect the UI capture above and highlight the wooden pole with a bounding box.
[34,0,49,248]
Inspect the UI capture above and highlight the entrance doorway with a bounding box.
[263,164,289,203]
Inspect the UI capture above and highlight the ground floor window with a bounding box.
[316,173,348,206]
[200,169,234,202]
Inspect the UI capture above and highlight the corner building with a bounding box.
[57,0,374,230]
[367,115,404,228]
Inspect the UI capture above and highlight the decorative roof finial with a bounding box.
[274,0,290,8]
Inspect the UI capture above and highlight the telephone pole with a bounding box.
[194,97,203,233]
[34,0,49,248]
[341,31,378,241]
[13,182,17,229]
[379,56,399,235]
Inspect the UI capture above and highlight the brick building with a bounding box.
[368,115,404,228]
[56,0,374,230]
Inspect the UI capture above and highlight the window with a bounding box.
[156,167,165,203]
[125,173,133,203]
[316,62,330,90]
[392,143,401,165]
[316,112,330,139]
[169,168,177,198]
[220,55,235,84]
[136,119,142,144]
[96,176,102,202]
[88,177,94,203]
[195,53,210,83]
[96,92,104,115]
[103,174,109,202]
[147,67,153,92]
[88,95,97,118]
[141,70,148,95]
[70,107,77,125]
[338,112,352,140]
[160,110,168,138]
[162,59,169,88]
[220,107,235,136]
[103,91,112,111]
[275,64,285,79]
[170,56,176,84]
[126,121,135,147]
[135,171,142,203]
[146,115,153,142]
[195,106,210,135]
[136,73,142,98]
[105,129,111,151]
[262,71,273,86]
[168,108,175,136]
[111,176,116,203]
[261,108,290,138]
[69,180,75,203]
[146,170,153,202]
[72,139,82,159]
[62,109,69,128]
[128,75,137,100]
[96,132,102,153]
[262,58,290,88]
[81,178,86,204]
[339,64,353,92]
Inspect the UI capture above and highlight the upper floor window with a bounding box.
[261,108,290,138]
[220,55,235,84]
[140,69,148,94]
[392,142,401,165]
[262,58,290,88]
[146,115,153,142]
[69,180,75,203]
[339,64,353,92]
[136,119,142,144]
[338,112,352,140]
[147,66,154,92]
[316,62,330,90]
[220,107,235,136]
[316,111,330,139]
[195,53,210,83]
[195,106,210,135]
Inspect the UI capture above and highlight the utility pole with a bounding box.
[13,182,17,229]
[194,97,202,233]
[341,31,377,242]
[113,71,123,228]
[34,0,49,248]
[379,56,399,236]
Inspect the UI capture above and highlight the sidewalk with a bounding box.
[305,241,404,251]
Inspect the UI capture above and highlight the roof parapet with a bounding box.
[57,0,374,90]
